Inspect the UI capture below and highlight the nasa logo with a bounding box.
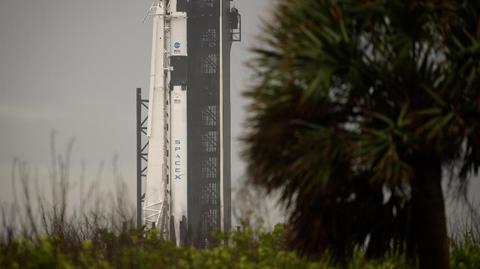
[174,42,181,49]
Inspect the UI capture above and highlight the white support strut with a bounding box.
[219,0,225,233]
[144,0,169,237]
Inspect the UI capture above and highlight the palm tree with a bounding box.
[243,1,480,268]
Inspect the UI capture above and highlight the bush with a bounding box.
[451,234,480,269]
[1,137,479,268]
[2,222,479,269]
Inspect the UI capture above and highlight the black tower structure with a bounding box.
[186,0,240,247]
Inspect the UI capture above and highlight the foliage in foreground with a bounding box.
[1,223,479,269]
[244,1,480,268]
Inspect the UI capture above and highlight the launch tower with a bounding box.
[186,0,240,247]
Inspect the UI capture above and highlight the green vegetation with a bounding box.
[243,1,480,268]
[0,137,479,269]
[3,0,480,267]
[1,223,479,269]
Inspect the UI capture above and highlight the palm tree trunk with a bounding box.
[411,153,450,269]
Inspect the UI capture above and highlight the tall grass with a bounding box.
[0,135,479,268]
[0,134,136,264]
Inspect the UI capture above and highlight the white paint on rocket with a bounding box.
[144,0,188,245]
[170,86,187,245]
[144,1,168,234]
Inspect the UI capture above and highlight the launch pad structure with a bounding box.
[136,0,241,248]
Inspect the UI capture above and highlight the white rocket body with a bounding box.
[170,86,187,245]
[169,4,188,246]
[144,0,188,246]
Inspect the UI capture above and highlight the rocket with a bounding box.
[168,0,188,246]
[144,0,188,246]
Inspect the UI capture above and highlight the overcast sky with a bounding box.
[1,0,479,228]
[0,0,272,209]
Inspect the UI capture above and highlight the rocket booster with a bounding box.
[168,0,188,246]
[170,86,187,246]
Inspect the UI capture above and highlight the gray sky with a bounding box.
[1,0,478,228]
[0,0,272,209]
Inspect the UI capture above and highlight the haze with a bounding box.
[0,0,478,228]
